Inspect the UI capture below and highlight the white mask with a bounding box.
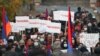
[84,27,87,31]
[64,43,67,47]
[34,42,39,46]
[64,41,67,47]
[88,23,92,26]
[38,37,40,39]
[40,38,44,42]
[61,39,64,42]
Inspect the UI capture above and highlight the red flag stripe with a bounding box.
[2,7,6,35]
[2,7,11,36]
[68,6,72,48]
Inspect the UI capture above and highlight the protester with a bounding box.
[74,7,82,21]
[61,39,68,49]
[0,7,100,56]
[53,38,63,56]
[3,44,19,56]
[94,38,100,55]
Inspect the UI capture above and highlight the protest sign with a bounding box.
[29,19,40,28]
[11,23,27,32]
[80,33,99,48]
[29,19,50,28]
[15,16,29,23]
[12,18,61,33]
[15,16,29,29]
[16,23,28,31]
[46,22,61,33]
[53,11,74,22]
[38,19,50,33]
[10,22,20,32]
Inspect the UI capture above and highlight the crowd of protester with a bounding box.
[0,7,100,56]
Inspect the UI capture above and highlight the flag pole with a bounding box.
[64,21,67,37]
[51,33,54,47]
[1,7,11,46]
[45,8,49,20]
[67,6,73,54]
[51,33,54,56]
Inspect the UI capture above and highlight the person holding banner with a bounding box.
[46,34,52,56]
[75,37,88,53]
[94,38,100,55]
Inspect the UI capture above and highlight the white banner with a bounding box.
[10,22,27,32]
[46,22,61,33]
[10,22,20,32]
[29,19,51,28]
[16,23,28,31]
[11,18,61,33]
[29,19,40,28]
[39,20,51,25]
[38,19,51,33]
[15,16,29,23]
[80,33,99,48]
[53,11,74,22]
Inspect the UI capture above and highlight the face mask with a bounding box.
[64,43,67,47]
[61,39,64,42]
[38,37,40,39]
[84,27,87,31]
[88,23,92,26]
[40,38,44,42]
[34,42,39,46]
[63,41,67,47]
